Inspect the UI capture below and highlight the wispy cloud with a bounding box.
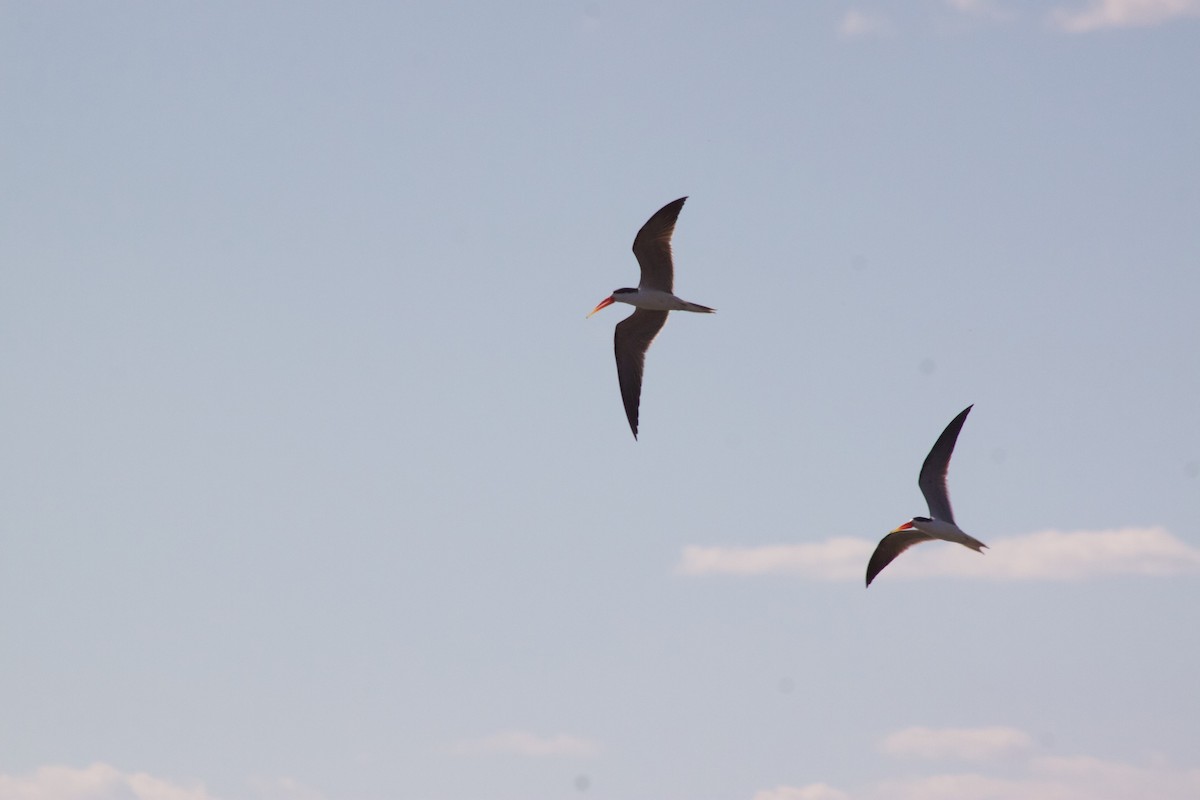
[901,527,1200,580]
[754,785,852,800]
[1050,0,1200,32]
[678,527,1200,581]
[451,729,600,758]
[945,0,989,10]
[926,0,1018,35]
[873,755,1200,799]
[679,537,871,579]
[0,764,220,800]
[758,726,1200,799]
[944,0,1006,16]
[838,10,893,38]
[882,726,1034,761]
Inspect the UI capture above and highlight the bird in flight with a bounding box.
[866,405,987,587]
[587,197,715,439]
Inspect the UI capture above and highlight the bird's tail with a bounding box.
[681,301,716,313]
[956,531,988,553]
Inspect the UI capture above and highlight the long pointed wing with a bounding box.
[918,404,973,524]
[614,309,669,439]
[632,197,687,293]
[866,529,936,587]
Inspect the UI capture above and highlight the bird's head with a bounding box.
[889,516,932,534]
[587,288,637,317]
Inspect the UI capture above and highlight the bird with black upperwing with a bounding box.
[588,197,715,439]
[866,405,988,587]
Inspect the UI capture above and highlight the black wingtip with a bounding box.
[659,196,688,214]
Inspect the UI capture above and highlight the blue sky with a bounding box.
[2,2,1199,799]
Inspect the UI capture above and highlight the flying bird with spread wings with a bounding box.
[588,197,715,439]
[866,405,988,587]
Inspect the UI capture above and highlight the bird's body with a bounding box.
[866,405,987,587]
[588,197,714,439]
[608,287,715,313]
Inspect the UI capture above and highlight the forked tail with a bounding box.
[958,531,988,553]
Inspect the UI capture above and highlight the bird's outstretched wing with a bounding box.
[632,197,687,293]
[614,309,669,439]
[866,529,936,587]
[918,404,973,524]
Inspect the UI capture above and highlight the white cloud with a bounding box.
[873,755,1200,799]
[451,729,600,758]
[757,729,1200,799]
[945,0,988,10]
[931,0,1018,32]
[909,527,1200,580]
[882,726,1033,761]
[944,0,1000,14]
[875,771,1046,799]
[678,527,1200,582]
[0,764,220,800]
[678,538,871,579]
[1030,754,1200,796]
[754,785,852,800]
[838,10,893,38]
[1050,0,1200,31]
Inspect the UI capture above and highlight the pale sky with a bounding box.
[2,2,1199,799]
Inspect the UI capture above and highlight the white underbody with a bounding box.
[911,517,987,551]
[614,288,714,313]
